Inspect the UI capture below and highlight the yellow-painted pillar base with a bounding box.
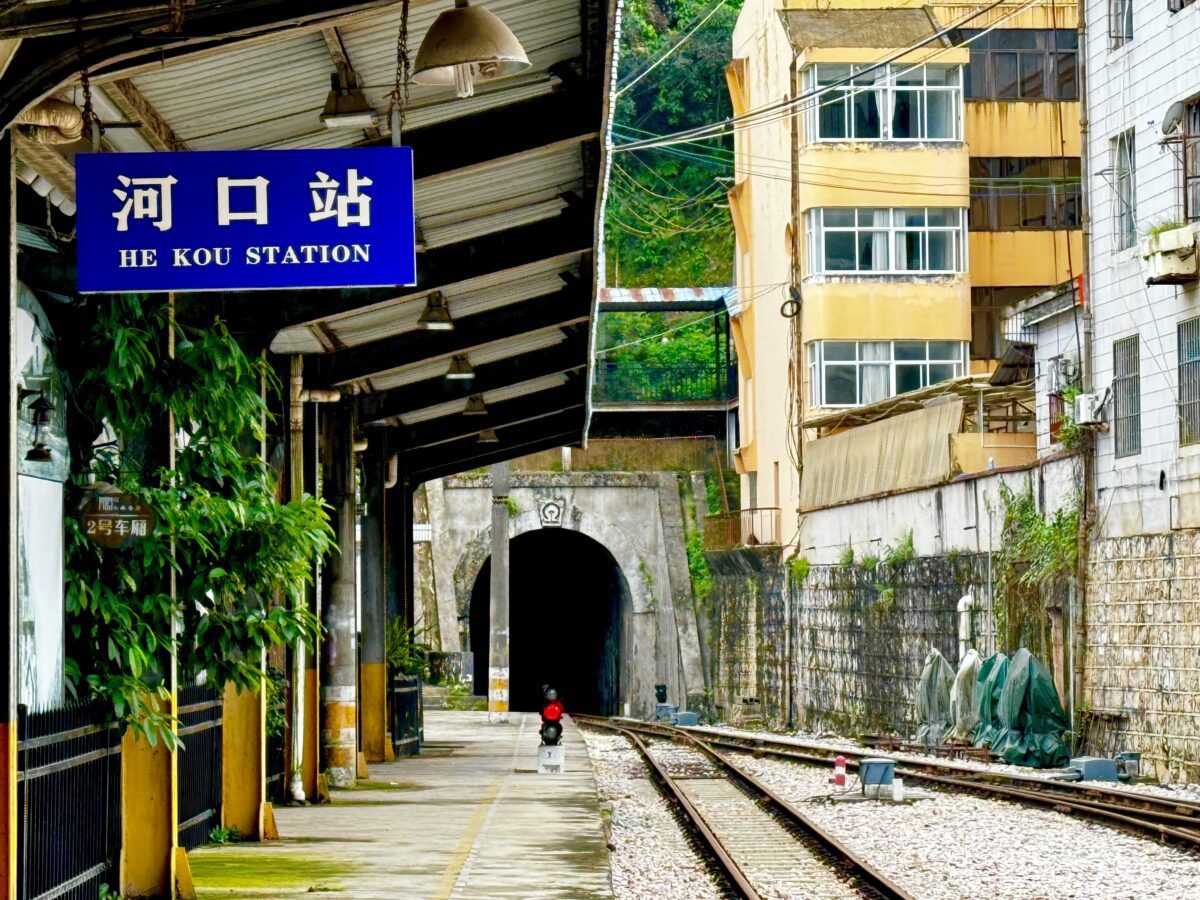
[221,682,264,841]
[121,729,175,899]
[360,662,388,763]
[174,848,196,900]
[261,803,279,840]
[2,720,15,900]
[356,751,370,780]
[302,667,319,801]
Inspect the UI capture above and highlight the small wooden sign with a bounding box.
[81,491,156,549]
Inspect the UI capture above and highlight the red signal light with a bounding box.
[543,700,564,722]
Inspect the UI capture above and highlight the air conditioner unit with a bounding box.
[1074,392,1103,426]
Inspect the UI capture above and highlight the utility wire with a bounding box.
[616,0,729,99]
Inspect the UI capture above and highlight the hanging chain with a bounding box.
[79,67,104,147]
[387,0,413,140]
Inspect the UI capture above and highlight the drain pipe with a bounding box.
[957,593,977,663]
[384,453,399,490]
[289,358,341,802]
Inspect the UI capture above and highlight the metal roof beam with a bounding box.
[101,79,184,151]
[201,208,593,338]
[398,383,584,450]
[404,409,587,480]
[357,326,588,423]
[321,285,592,385]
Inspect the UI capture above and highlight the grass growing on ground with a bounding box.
[191,849,351,896]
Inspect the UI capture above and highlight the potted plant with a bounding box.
[1140,220,1198,285]
[386,618,431,757]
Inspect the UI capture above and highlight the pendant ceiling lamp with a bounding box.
[412,0,531,99]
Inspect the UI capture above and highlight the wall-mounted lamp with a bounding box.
[418,291,454,331]
[463,394,488,416]
[477,428,499,444]
[25,392,53,462]
[321,63,376,129]
[413,0,531,99]
[445,355,475,380]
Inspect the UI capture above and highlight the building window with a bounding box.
[1113,129,1137,250]
[804,63,962,142]
[1113,335,1141,458]
[1110,0,1134,48]
[808,340,968,407]
[1169,0,1198,12]
[1049,391,1065,444]
[806,208,966,275]
[961,30,1078,101]
[1180,318,1200,445]
[1185,100,1200,222]
[969,158,1081,231]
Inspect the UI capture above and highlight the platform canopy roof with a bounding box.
[0,0,617,483]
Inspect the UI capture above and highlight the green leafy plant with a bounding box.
[883,531,915,567]
[686,528,713,603]
[1144,218,1187,240]
[861,554,879,575]
[386,618,431,678]
[1056,386,1083,450]
[872,586,897,616]
[98,884,120,900]
[837,545,855,568]
[992,483,1079,649]
[207,824,242,845]
[787,556,810,583]
[60,298,332,747]
[503,496,519,518]
[265,665,288,739]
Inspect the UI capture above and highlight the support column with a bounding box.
[488,462,511,724]
[221,681,265,839]
[2,132,16,900]
[359,444,388,764]
[302,400,320,799]
[121,724,176,898]
[320,404,357,787]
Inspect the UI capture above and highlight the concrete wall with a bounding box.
[423,471,706,717]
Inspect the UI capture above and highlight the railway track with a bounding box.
[576,714,913,900]
[587,717,1200,853]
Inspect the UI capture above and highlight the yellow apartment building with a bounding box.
[726,0,1081,548]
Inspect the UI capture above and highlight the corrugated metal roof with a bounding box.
[270,252,583,354]
[598,287,730,305]
[799,399,964,511]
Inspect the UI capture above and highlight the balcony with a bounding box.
[703,507,782,552]
[592,361,736,408]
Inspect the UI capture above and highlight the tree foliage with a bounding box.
[605,0,742,286]
[60,297,332,745]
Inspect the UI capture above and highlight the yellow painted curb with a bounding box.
[174,848,196,900]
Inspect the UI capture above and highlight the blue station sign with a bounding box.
[76,147,416,293]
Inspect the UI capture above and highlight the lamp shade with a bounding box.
[412,0,531,95]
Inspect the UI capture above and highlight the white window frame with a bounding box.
[803,63,964,144]
[1109,0,1134,49]
[808,340,969,408]
[805,207,967,276]
[1112,129,1136,250]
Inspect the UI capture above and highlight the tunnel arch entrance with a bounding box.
[468,528,628,715]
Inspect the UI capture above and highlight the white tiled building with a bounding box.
[1081,0,1200,779]
[1085,0,1200,536]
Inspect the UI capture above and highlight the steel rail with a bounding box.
[579,717,762,899]
[597,719,1200,851]
[577,715,913,899]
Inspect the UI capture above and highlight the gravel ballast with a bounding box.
[728,751,1200,900]
[582,731,725,900]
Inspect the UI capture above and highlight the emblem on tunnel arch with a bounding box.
[539,497,566,528]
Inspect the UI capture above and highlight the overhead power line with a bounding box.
[616,0,729,99]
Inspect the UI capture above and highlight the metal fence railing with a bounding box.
[593,362,736,404]
[703,507,782,552]
[17,701,121,900]
[177,684,223,850]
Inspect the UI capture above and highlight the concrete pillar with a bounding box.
[321,405,357,787]
[488,463,511,724]
[359,445,388,763]
[302,400,320,800]
[221,681,265,839]
[120,715,176,898]
[1,132,16,900]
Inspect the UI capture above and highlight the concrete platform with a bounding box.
[190,711,613,899]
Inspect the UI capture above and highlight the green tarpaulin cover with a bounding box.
[915,648,955,746]
[974,648,1069,768]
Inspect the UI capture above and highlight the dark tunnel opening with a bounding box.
[469,528,625,715]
